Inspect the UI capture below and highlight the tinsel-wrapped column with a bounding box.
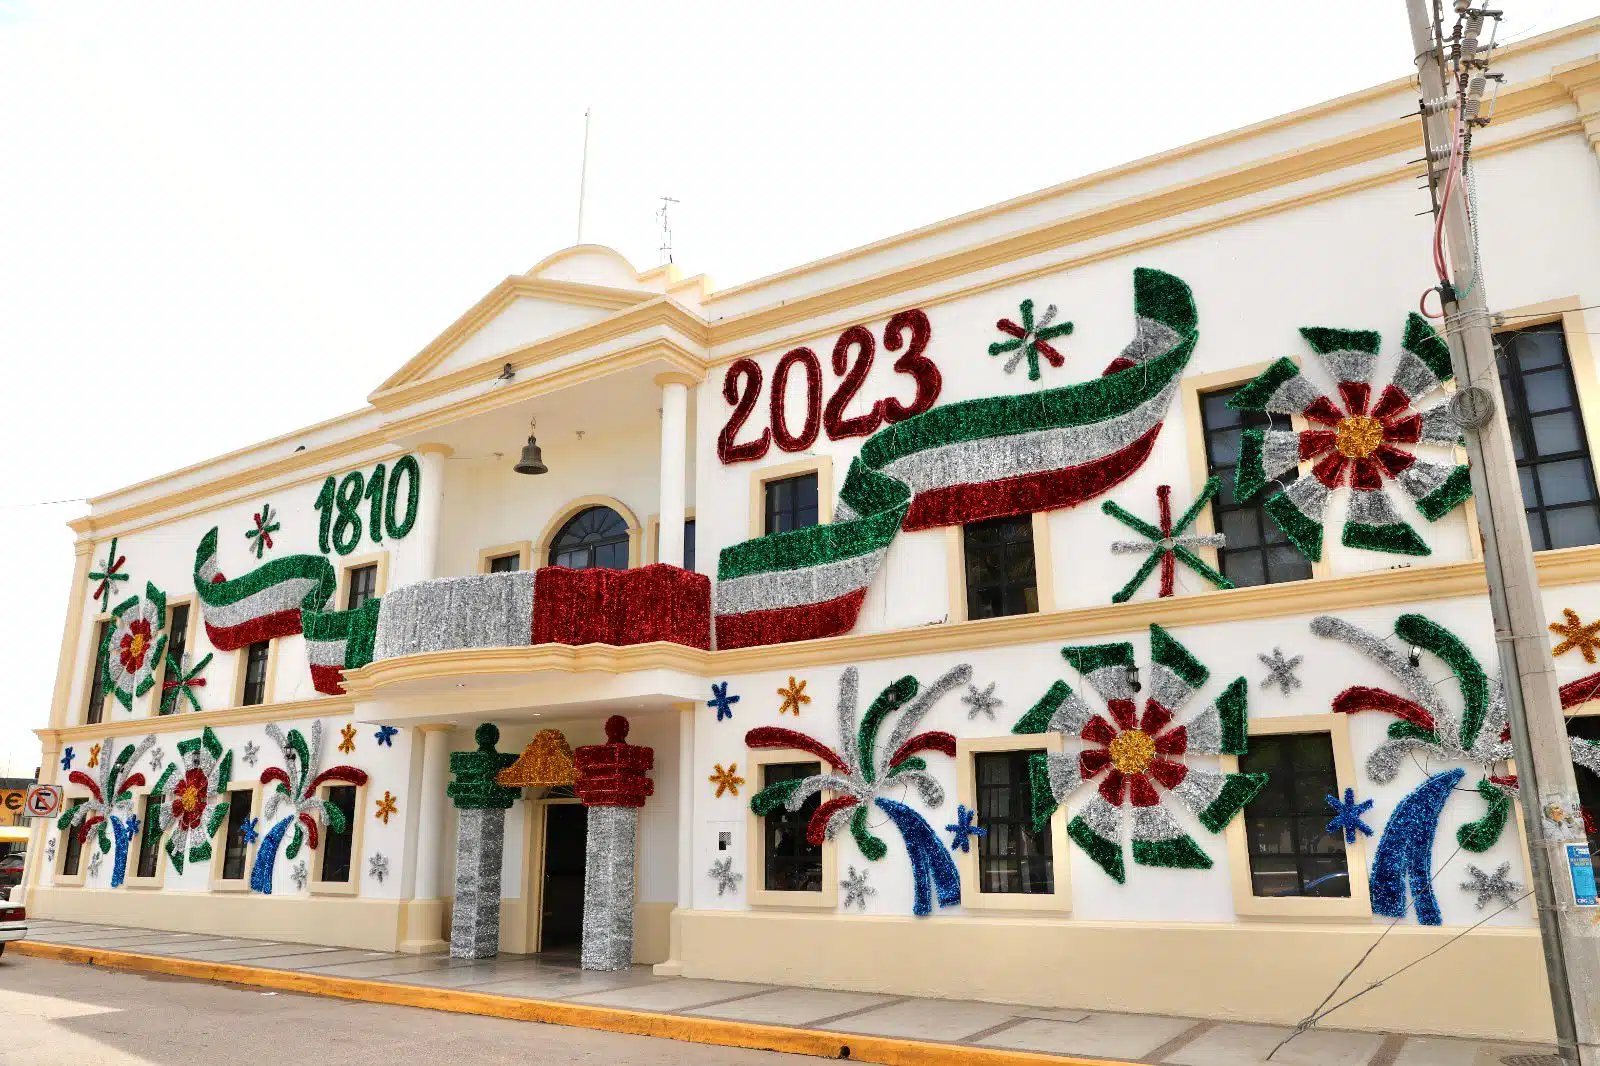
[574,716,654,971]
[445,724,517,960]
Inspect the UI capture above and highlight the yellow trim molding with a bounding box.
[747,456,834,540]
[953,735,1070,914]
[477,540,532,574]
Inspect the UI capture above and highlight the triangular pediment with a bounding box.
[373,245,665,400]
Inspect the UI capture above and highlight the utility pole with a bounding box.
[1405,2,1600,1062]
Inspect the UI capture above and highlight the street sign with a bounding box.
[1568,844,1597,908]
[23,784,61,819]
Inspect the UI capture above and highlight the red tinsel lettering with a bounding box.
[718,359,770,463]
[881,309,941,423]
[770,347,823,452]
[825,326,883,439]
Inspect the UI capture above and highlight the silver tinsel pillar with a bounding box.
[450,807,506,959]
[580,806,637,970]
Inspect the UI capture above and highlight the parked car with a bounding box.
[0,852,22,901]
[0,902,23,956]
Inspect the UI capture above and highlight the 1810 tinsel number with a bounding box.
[315,454,422,555]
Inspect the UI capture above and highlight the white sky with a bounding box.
[0,0,1592,777]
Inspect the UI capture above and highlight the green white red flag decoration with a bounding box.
[102,583,169,712]
[714,268,1198,650]
[192,526,336,650]
[1228,314,1471,559]
[151,726,234,874]
[1013,624,1265,883]
[302,599,382,695]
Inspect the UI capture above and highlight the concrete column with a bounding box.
[414,443,452,580]
[654,701,695,976]
[398,726,451,953]
[653,374,694,567]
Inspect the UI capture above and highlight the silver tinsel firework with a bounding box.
[708,855,741,897]
[367,852,389,884]
[581,806,637,970]
[962,682,1003,721]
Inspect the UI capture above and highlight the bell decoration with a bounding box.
[514,417,547,476]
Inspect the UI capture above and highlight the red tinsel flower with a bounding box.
[1078,699,1190,808]
[118,618,154,673]
[170,767,209,831]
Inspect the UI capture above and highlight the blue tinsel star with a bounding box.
[1325,787,1375,844]
[126,814,139,838]
[707,681,740,722]
[374,725,399,747]
[240,817,259,845]
[60,747,74,771]
[945,804,988,853]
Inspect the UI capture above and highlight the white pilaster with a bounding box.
[414,443,451,580]
[654,701,696,976]
[398,725,451,953]
[654,375,693,568]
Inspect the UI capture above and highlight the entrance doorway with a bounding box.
[538,802,587,954]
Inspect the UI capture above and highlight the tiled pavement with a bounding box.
[16,919,1555,1066]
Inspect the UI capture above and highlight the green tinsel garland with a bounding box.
[446,724,519,810]
[1264,493,1325,560]
[1456,778,1512,853]
[1068,815,1125,883]
[1130,836,1212,869]
[1011,681,1072,735]
[1395,613,1490,748]
[1415,465,1475,522]
[1342,520,1431,556]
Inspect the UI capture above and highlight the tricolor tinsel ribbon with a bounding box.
[714,268,1198,650]
[192,526,337,650]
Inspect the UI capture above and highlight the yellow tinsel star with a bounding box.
[374,790,397,824]
[338,724,357,754]
[708,762,745,798]
[87,743,101,769]
[1549,608,1600,663]
[777,677,810,716]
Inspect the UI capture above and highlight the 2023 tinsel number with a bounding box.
[745,665,969,916]
[103,583,169,712]
[313,455,421,556]
[56,734,156,887]
[150,727,233,874]
[1228,315,1471,559]
[1013,625,1265,883]
[713,268,1198,650]
[249,720,369,894]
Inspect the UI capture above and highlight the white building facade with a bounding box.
[24,20,1600,1042]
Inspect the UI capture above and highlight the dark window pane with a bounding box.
[488,553,520,573]
[763,763,822,892]
[319,786,357,883]
[136,795,162,879]
[242,641,271,707]
[1497,325,1600,552]
[60,800,86,876]
[963,516,1037,620]
[221,790,252,880]
[683,519,696,573]
[345,564,378,610]
[86,620,113,725]
[168,604,190,663]
[1201,387,1312,589]
[764,474,820,536]
[548,506,630,570]
[1238,733,1350,898]
[975,750,1054,894]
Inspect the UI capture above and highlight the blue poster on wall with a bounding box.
[1567,844,1597,907]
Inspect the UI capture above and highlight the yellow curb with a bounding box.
[16,940,1133,1066]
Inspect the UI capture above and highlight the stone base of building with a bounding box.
[674,909,1556,1044]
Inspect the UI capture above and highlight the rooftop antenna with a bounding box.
[576,108,591,245]
[657,196,679,265]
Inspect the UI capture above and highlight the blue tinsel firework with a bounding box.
[1370,768,1464,925]
[877,797,962,916]
[109,815,138,888]
[250,817,294,894]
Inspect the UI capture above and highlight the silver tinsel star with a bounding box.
[45,837,57,862]
[291,861,308,890]
[840,865,876,911]
[242,740,260,767]
[1461,862,1520,911]
[962,682,1003,721]
[148,745,165,774]
[708,855,742,897]
[87,849,104,879]
[367,853,389,884]
[1258,647,1304,696]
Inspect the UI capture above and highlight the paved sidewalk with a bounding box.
[17,919,1555,1066]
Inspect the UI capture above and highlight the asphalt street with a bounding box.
[0,953,809,1065]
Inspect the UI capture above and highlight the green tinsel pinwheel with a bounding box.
[988,298,1075,381]
[245,502,280,559]
[88,537,129,613]
[159,651,213,715]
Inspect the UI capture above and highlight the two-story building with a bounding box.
[23,18,1600,1044]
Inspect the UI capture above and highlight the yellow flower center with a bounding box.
[177,784,201,813]
[1335,415,1384,459]
[1109,729,1156,775]
[127,633,146,659]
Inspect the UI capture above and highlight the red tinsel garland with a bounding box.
[714,588,868,651]
[531,564,710,649]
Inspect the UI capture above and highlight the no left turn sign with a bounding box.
[24,784,61,818]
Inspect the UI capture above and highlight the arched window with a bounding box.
[548,506,630,569]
